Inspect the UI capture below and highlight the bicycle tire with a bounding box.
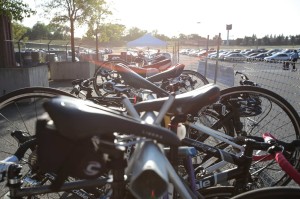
[219,86,300,139]
[198,186,235,198]
[177,70,209,93]
[231,186,300,199]
[93,61,125,96]
[191,86,300,187]
[0,87,76,198]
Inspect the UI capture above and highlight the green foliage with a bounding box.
[0,0,35,21]
[43,0,103,26]
[123,27,147,41]
[30,22,49,40]
[12,22,29,40]
[102,23,125,42]
[86,23,125,42]
[42,0,111,61]
[237,34,300,46]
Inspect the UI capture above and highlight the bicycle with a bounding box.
[1,72,300,198]
[187,85,300,187]
[109,64,300,195]
[1,63,298,196]
[0,87,76,198]
[0,86,204,198]
[0,68,196,193]
[0,66,217,198]
[120,77,300,197]
[92,60,209,97]
[199,132,300,198]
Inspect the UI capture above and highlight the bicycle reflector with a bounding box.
[126,141,169,199]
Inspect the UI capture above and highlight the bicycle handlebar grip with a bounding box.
[262,132,276,144]
[275,152,300,185]
[263,132,300,185]
[251,132,276,161]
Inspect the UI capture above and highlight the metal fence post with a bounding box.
[204,35,209,78]
[214,33,221,84]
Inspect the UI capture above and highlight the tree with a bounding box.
[0,0,35,67]
[12,22,29,40]
[262,36,270,46]
[30,22,49,40]
[295,35,300,45]
[153,32,169,42]
[178,34,188,40]
[123,27,147,41]
[84,0,111,60]
[42,0,108,62]
[47,23,66,40]
[100,23,125,42]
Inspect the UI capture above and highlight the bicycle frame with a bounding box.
[5,93,199,199]
[181,137,252,191]
[6,176,109,198]
[186,121,244,173]
[163,111,246,175]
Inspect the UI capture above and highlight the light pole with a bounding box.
[197,22,201,49]
[226,24,232,46]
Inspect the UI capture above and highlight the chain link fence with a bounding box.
[179,54,300,116]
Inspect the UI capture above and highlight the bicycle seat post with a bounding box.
[121,95,141,120]
[154,93,176,125]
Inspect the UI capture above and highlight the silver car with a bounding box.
[264,53,290,62]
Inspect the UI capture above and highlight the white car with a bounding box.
[223,53,248,61]
[264,53,290,62]
[218,51,234,60]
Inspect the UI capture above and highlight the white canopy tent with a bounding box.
[127,33,167,48]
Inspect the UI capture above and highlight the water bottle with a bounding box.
[177,123,186,140]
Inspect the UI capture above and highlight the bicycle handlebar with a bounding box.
[235,71,260,87]
[235,71,249,80]
[71,78,94,92]
[262,132,300,185]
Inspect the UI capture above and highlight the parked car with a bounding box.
[265,49,282,55]
[187,49,200,56]
[218,51,233,60]
[281,49,295,56]
[179,49,191,55]
[240,49,251,54]
[246,52,260,61]
[207,50,226,59]
[250,53,272,61]
[196,49,216,57]
[264,53,290,62]
[223,53,248,62]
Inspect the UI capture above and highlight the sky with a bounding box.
[22,0,300,39]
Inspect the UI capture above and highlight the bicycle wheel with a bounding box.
[191,86,300,187]
[231,186,300,199]
[198,186,235,198]
[177,70,209,94]
[93,61,124,96]
[0,87,75,198]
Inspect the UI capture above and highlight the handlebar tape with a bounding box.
[252,154,273,161]
[252,132,275,161]
[275,152,300,185]
[262,132,276,143]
